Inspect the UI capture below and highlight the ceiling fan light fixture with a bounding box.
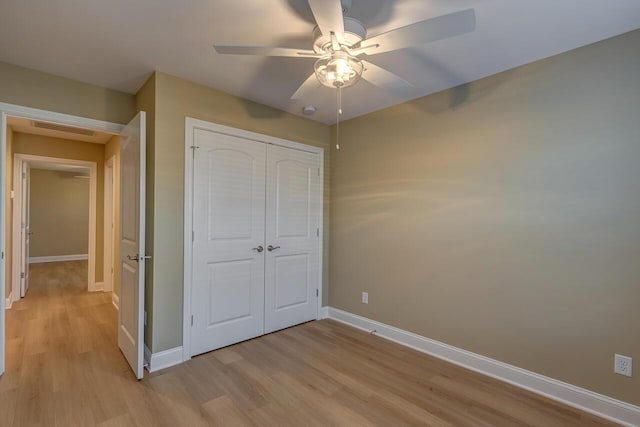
[314,52,363,89]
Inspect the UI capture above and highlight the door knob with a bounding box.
[267,245,280,252]
[127,254,139,261]
[253,246,264,253]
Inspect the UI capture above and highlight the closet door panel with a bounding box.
[265,145,321,333]
[190,129,266,356]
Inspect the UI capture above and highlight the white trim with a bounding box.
[327,307,640,427]
[112,292,119,310]
[145,346,183,373]
[182,117,325,363]
[319,306,329,319]
[5,292,12,310]
[185,118,324,154]
[29,254,88,263]
[91,281,104,292]
[182,121,193,363]
[103,155,116,292]
[316,152,324,321]
[13,154,97,295]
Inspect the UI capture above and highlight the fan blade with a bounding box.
[291,73,321,100]
[214,45,320,58]
[361,61,412,91]
[363,9,476,56]
[308,0,345,42]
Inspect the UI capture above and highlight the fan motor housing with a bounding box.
[312,17,366,53]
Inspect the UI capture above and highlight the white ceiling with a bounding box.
[0,0,639,124]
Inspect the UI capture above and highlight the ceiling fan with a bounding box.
[214,0,476,99]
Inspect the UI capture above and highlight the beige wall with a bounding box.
[105,135,121,296]
[29,169,89,257]
[147,72,331,352]
[0,61,136,125]
[4,126,13,298]
[13,133,106,284]
[329,29,640,405]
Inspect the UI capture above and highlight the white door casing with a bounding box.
[19,162,30,297]
[0,112,7,376]
[264,145,321,333]
[190,129,266,356]
[118,112,146,379]
[104,156,115,292]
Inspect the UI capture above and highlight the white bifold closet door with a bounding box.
[191,130,266,357]
[264,145,321,334]
[190,128,321,357]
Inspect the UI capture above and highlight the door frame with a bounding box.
[103,155,116,293]
[182,117,325,362]
[12,154,98,295]
[0,101,124,376]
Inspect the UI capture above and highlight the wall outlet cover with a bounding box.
[614,354,632,377]
[362,292,368,304]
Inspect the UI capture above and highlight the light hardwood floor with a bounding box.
[0,261,617,426]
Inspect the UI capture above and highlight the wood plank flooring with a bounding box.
[1,261,618,426]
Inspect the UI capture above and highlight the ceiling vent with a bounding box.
[32,121,96,137]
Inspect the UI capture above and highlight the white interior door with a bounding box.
[264,145,321,334]
[118,112,146,379]
[190,129,266,357]
[20,162,30,297]
[1,112,7,376]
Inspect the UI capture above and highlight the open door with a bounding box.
[118,112,146,379]
[19,162,30,297]
[1,112,7,376]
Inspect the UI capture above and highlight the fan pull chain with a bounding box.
[336,86,342,150]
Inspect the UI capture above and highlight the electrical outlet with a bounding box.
[362,292,368,304]
[614,354,632,377]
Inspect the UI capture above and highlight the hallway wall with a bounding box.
[29,169,90,258]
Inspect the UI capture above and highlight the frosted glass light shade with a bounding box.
[314,52,363,88]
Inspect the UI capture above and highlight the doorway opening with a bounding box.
[12,154,97,298]
[1,110,131,375]
[0,105,146,379]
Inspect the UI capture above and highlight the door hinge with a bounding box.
[20,272,25,279]
[22,172,26,179]
[316,227,319,237]
[191,315,194,326]
[1,252,3,259]
[144,311,148,326]
[316,289,319,297]
[192,231,195,242]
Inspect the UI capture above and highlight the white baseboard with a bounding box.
[111,293,119,311]
[144,345,184,373]
[29,254,88,263]
[89,281,104,292]
[327,307,640,427]
[319,306,329,319]
[5,292,12,310]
